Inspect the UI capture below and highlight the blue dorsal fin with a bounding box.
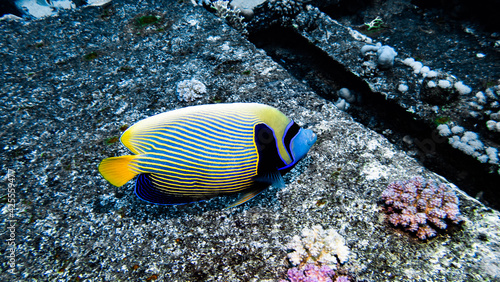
[134,174,200,205]
[253,170,285,189]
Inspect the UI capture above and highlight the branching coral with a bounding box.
[210,0,247,34]
[282,264,335,282]
[286,225,349,269]
[381,176,463,240]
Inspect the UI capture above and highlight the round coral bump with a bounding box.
[408,222,419,232]
[400,213,413,226]
[389,213,402,226]
[393,200,406,210]
[415,213,427,224]
[319,265,335,277]
[401,192,415,204]
[437,183,448,194]
[336,276,350,282]
[382,192,395,205]
[428,216,447,229]
[416,198,427,211]
[403,206,417,215]
[411,176,425,188]
[443,203,460,220]
[443,191,459,204]
[287,267,304,281]
[417,226,437,240]
[403,182,417,193]
[420,188,434,200]
[389,181,404,192]
[429,208,446,219]
[429,197,443,208]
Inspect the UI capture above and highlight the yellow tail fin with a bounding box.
[98,155,138,187]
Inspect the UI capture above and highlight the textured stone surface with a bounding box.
[246,0,500,209]
[1,0,499,281]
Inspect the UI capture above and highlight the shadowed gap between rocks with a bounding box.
[247,25,500,210]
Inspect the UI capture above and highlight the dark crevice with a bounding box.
[318,0,375,20]
[248,26,500,210]
[0,1,23,17]
[410,0,500,32]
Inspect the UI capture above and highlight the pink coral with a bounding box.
[280,263,351,282]
[381,176,462,240]
[281,264,336,282]
[335,276,350,282]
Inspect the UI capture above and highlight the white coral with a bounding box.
[176,79,206,102]
[286,225,349,269]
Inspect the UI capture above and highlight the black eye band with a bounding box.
[284,121,300,160]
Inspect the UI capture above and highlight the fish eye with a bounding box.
[257,126,274,144]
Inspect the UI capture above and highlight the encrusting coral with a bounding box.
[176,78,206,102]
[286,225,349,269]
[381,176,463,240]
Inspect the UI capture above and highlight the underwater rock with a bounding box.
[1,1,500,282]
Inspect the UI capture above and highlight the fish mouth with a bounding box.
[304,129,317,146]
[311,131,318,144]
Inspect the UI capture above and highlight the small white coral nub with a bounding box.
[176,79,206,102]
[361,43,397,69]
[286,225,349,269]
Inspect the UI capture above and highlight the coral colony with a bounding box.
[176,78,207,102]
[286,225,349,269]
[282,264,350,282]
[282,225,350,282]
[284,264,334,282]
[381,177,463,240]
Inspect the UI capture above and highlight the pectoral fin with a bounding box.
[225,186,267,209]
[254,170,285,188]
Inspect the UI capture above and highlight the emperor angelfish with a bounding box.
[98,103,317,208]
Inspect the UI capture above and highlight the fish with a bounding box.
[98,103,317,208]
